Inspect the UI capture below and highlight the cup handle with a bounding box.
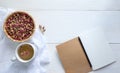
[11,56,17,62]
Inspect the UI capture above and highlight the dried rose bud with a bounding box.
[4,12,35,42]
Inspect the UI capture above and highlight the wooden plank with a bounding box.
[46,44,120,73]
[0,44,65,73]
[0,43,119,73]
[45,44,65,73]
[0,0,120,10]
[24,11,120,43]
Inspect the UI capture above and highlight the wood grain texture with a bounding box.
[1,0,120,73]
[0,0,120,10]
[45,44,120,73]
[23,11,120,43]
[45,44,65,73]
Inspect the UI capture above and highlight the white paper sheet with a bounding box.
[80,27,116,70]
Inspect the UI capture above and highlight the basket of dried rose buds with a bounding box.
[3,11,35,42]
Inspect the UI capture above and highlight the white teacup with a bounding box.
[11,42,36,63]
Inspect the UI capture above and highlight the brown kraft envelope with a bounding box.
[56,37,92,73]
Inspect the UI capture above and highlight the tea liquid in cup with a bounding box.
[12,42,36,63]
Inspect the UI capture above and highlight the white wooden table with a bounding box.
[1,0,120,73]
